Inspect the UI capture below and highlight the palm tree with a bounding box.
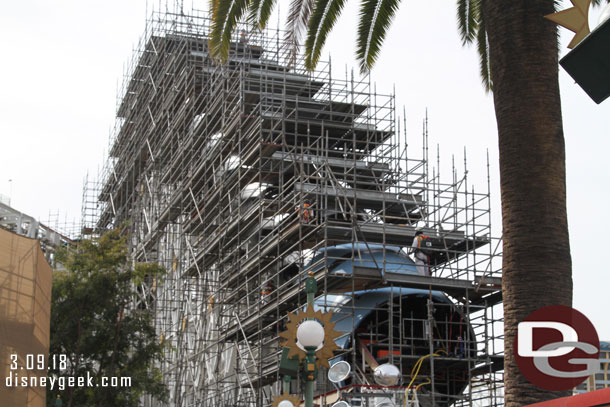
[482,2,572,405]
[208,0,594,404]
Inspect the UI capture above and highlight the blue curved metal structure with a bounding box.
[307,243,474,404]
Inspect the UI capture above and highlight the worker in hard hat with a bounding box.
[411,230,431,276]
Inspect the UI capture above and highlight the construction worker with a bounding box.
[260,280,274,306]
[411,230,431,276]
[237,29,249,56]
[299,200,314,223]
[455,335,465,359]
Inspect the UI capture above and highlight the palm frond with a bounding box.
[284,0,316,67]
[304,0,348,70]
[209,0,252,60]
[456,0,479,45]
[210,0,219,17]
[249,0,277,29]
[475,4,492,92]
[248,0,262,23]
[455,0,491,90]
[356,0,402,73]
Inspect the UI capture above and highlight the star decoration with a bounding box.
[279,303,342,368]
[545,0,592,48]
[271,394,301,407]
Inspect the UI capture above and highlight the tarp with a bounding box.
[0,227,52,407]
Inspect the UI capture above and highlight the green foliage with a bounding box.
[304,0,348,70]
[356,0,402,73]
[207,0,496,89]
[47,229,167,407]
[208,0,610,89]
[456,0,479,45]
[285,0,316,67]
[455,0,492,91]
[209,0,252,60]
[249,0,278,29]
[475,7,492,92]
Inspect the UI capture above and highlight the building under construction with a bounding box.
[87,9,504,407]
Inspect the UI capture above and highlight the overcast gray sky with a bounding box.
[1,1,608,337]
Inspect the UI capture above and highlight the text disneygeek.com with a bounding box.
[5,372,132,390]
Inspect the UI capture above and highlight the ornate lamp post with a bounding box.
[297,319,325,404]
[273,273,341,407]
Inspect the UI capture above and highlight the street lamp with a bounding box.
[296,320,325,348]
[274,272,342,407]
[296,319,325,406]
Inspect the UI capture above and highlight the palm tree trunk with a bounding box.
[482,0,573,405]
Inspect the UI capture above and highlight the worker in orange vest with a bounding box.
[299,200,314,223]
[411,230,431,276]
[261,280,274,306]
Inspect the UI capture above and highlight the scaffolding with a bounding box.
[0,202,75,263]
[91,8,504,407]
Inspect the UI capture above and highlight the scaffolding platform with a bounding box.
[90,9,504,407]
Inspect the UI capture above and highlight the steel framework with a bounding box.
[87,9,504,407]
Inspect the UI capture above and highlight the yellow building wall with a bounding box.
[0,228,52,407]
